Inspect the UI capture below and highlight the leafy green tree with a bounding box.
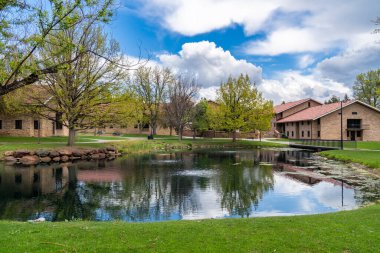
[325,95,340,104]
[0,0,114,96]
[211,74,273,142]
[31,19,125,146]
[131,66,173,136]
[353,69,380,108]
[191,98,210,138]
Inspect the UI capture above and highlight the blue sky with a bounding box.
[106,0,380,103]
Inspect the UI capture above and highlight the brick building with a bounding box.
[273,98,380,141]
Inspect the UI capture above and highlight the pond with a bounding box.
[0,148,379,222]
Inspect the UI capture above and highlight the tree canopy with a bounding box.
[353,69,380,108]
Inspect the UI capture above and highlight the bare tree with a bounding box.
[131,66,172,136]
[164,75,199,140]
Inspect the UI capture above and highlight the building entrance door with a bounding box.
[350,131,356,141]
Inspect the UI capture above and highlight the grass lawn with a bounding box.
[355,141,380,150]
[320,150,380,169]
[0,203,378,253]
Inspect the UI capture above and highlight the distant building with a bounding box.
[272,98,380,141]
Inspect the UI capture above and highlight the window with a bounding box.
[307,121,310,125]
[301,121,304,125]
[291,122,294,126]
[347,119,361,129]
[109,125,114,129]
[317,119,320,125]
[308,102,311,107]
[357,131,362,137]
[307,131,310,137]
[56,113,63,130]
[34,120,39,130]
[291,131,294,137]
[352,112,358,115]
[317,131,320,137]
[0,120,2,129]
[347,131,350,138]
[15,120,22,129]
[287,131,289,136]
[301,131,304,137]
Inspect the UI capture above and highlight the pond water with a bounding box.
[0,148,379,222]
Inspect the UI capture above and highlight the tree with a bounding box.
[190,98,210,138]
[163,75,199,140]
[0,0,114,96]
[353,69,380,108]
[211,74,273,142]
[325,95,340,104]
[131,66,172,136]
[31,19,125,146]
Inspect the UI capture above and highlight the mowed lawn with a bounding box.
[320,150,380,169]
[0,203,379,253]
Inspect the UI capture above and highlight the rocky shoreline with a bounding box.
[2,146,121,165]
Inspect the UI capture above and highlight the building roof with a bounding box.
[277,100,380,123]
[274,98,321,114]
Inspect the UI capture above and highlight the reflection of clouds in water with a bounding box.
[172,170,219,177]
[313,182,356,210]
[182,189,229,220]
[273,174,310,195]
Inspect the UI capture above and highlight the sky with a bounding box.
[106,0,380,104]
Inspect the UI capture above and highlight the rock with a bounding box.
[20,155,40,165]
[106,146,117,152]
[58,149,72,156]
[40,156,52,163]
[4,156,18,164]
[4,151,14,157]
[91,154,100,159]
[49,151,60,157]
[98,153,106,159]
[72,150,85,157]
[36,150,50,157]
[70,156,81,160]
[61,155,69,162]
[13,150,31,158]
[52,156,61,162]
[107,151,116,155]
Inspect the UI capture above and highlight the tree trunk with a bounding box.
[68,128,76,146]
[259,131,262,142]
[169,126,172,136]
[232,130,237,142]
[178,129,183,141]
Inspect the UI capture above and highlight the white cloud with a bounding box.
[158,41,262,88]
[134,0,380,55]
[259,71,350,104]
[298,54,315,69]
[315,44,380,86]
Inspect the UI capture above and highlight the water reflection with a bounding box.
[0,149,379,222]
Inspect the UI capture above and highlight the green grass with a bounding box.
[355,141,380,150]
[122,133,179,139]
[321,150,380,169]
[0,135,127,143]
[0,203,379,252]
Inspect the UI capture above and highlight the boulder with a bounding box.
[61,155,69,162]
[70,156,81,160]
[40,156,52,163]
[91,154,100,159]
[49,151,60,157]
[14,150,31,158]
[20,155,40,165]
[98,153,106,159]
[52,156,61,162]
[72,150,85,157]
[36,150,50,157]
[4,151,14,157]
[4,156,18,164]
[58,149,72,156]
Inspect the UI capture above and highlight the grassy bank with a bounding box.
[0,136,287,159]
[320,150,380,169]
[0,203,378,252]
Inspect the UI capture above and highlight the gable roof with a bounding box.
[276,100,380,123]
[274,98,322,114]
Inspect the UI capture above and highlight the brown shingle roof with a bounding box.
[277,100,355,123]
[274,98,321,114]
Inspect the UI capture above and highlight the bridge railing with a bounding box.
[289,139,357,149]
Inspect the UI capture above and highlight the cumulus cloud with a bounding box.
[134,0,380,55]
[314,44,380,86]
[298,54,315,69]
[158,41,262,87]
[259,71,350,104]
